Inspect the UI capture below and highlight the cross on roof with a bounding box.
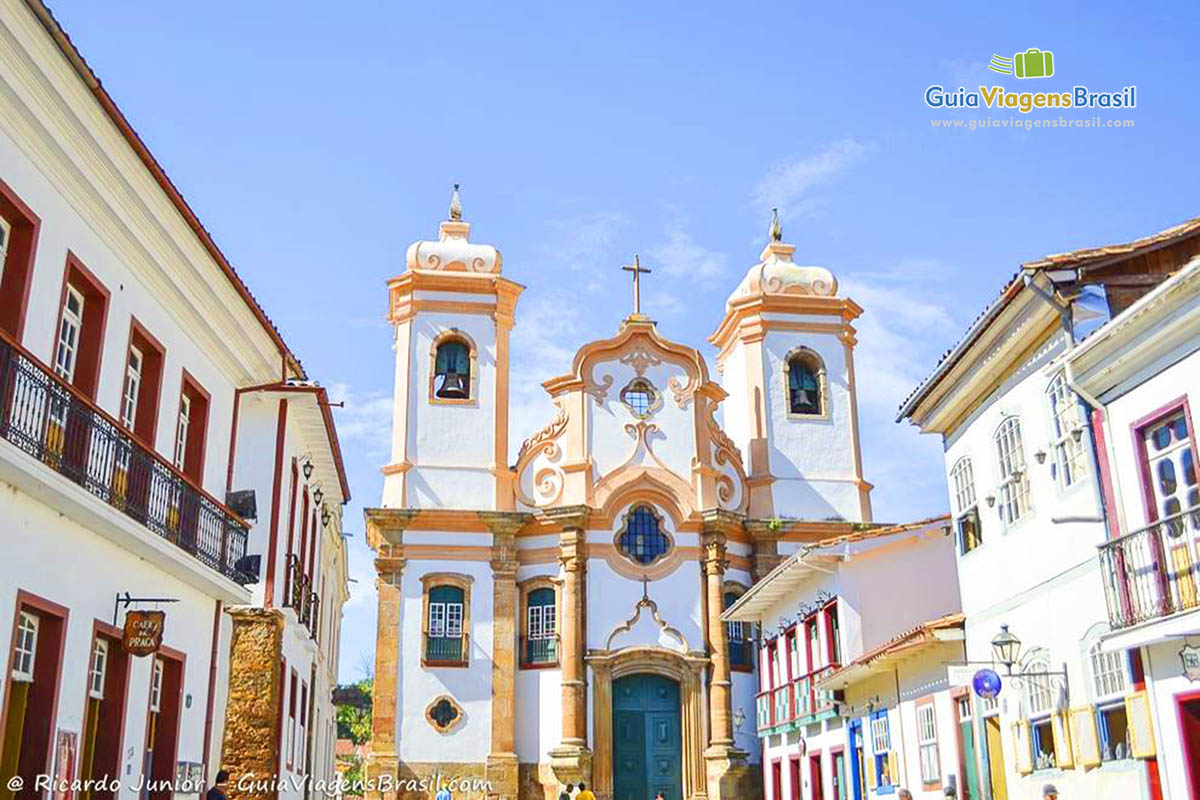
[621,254,652,316]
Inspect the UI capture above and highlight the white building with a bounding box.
[897,218,1200,800]
[723,518,965,800]
[1061,253,1200,800]
[0,3,350,799]
[364,204,876,800]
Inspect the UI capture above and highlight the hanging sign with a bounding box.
[972,668,1003,699]
[123,610,165,656]
[1181,644,1200,681]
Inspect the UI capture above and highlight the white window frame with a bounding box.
[871,712,891,753]
[528,600,556,640]
[917,702,940,783]
[1046,374,1087,489]
[173,394,191,470]
[956,695,973,722]
[428,602,447,638]
[951,456,976,514]
[1089,641,1129,702]
[995,416,1032,525]
[54,285,85,383]
[0,215,11,282]
[11,611,38,682]
[149,657,164,713]
[1022,659,1054,718]
[121,346,143,430]
[88,638,109,699]
[445,602,464,638]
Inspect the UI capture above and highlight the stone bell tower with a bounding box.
[709,211,872,522]
[381,187,524,511]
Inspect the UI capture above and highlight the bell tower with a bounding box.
[381,187,523,510]
[709,211,872,522]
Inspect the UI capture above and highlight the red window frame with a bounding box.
[1131,396,1199,525]
[174,371,210,483]
[53,253,110,400]
[120,318,165,446]
[0,176,40,342]
[287,669,298,770]
[823,600,841,666]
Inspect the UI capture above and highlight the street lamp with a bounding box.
[733,707,746,731]
[302,460,314,480]
[991,624,1022,674]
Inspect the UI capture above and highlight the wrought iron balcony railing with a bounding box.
[286,553,318,636]
[521,635,559,667]
[0,334,251,584]
[1098,503,1200,630]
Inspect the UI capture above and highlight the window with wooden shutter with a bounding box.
[1125,690,1156,758]
[1012,720,1033,775]
[1069,706,1101,768]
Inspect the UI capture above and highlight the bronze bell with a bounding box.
[437,372,469,399]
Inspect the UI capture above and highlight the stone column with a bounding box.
[364,510,415,800]
[701,513,752,800]
[701,531,735,751]
[222,607,285,800]
[544,505,593,787]
[480,512,527,800]
[744,520,783,581]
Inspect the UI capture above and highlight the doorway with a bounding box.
[983,714,1008,800]
[612,674,682,800]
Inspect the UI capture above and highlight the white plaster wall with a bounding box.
[718,346,750,465]
[396,559,494,763]
[960,561,1144,800]
[405,311,498,509]
[0,485,227,800]
[943,336,1108,619]
[762,328,861,521]
[1097,348,1200,800]
[587,359,698,484]
[0,125,243,503]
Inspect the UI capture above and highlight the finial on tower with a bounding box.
[449,183,463,221]
[769,207,782,243]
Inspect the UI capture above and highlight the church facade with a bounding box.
[364,193,876,800]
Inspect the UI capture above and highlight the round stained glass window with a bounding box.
[620,378,659,419]
[617,505,671,564]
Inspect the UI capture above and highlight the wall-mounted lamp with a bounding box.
[985,495,996,508]
[322,506,332,527]
[991,624,1022,674]
[1034,449,1047,465]
[302,460,314,480]
[1071,427,1084,443]
[313,487,324,506]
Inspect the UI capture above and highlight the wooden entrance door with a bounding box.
[983,715,1008,800]
[613,674,682,800]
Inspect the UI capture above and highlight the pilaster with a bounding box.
[222,607,285,800]
[479,512,528,800]
[364,509,417,800]
[542,505,593,786]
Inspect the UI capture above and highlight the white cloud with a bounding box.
[754,138,869,216]
[541,212,627,273]
[647,218,728,288]
[326,382,393,460]
[941,57,990,88]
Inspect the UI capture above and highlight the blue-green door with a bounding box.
[613,674,682,800]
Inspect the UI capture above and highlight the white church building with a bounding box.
[364,194,897,800]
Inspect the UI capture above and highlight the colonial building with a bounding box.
[1060,252,1200,799]
[722,517,965,800]
[897,217,1200,800]
[364,201,878,800]
[0,2,350,799]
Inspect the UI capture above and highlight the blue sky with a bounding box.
[50,0,1200,679]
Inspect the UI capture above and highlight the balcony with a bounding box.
[521,635,559,667]
[1099,504,1200,630]
[0,334,251,585]
[285,553,319,638]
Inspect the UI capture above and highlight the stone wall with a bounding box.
[396,761,487,800]
[221,608,285,800]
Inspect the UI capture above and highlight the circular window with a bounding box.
[616,505,672,564]
[620,378,660,419]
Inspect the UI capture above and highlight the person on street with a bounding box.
[575,783,596,800]
[206,771,229,800]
